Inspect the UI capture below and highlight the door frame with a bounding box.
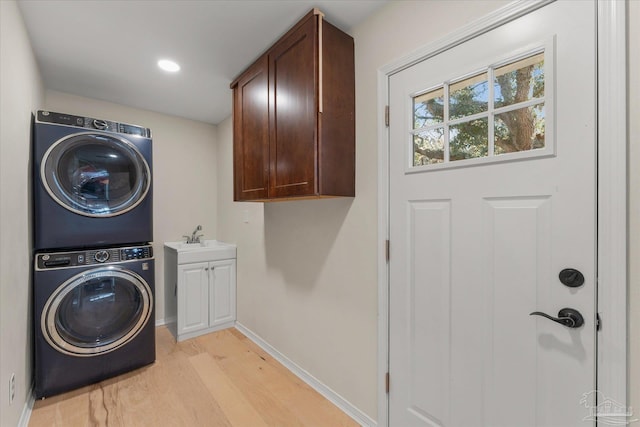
[376,1,628,426]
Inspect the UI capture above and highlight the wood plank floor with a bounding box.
[29,326,359,427]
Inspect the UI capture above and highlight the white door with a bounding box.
[388,2,596,426]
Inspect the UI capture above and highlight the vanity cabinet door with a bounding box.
[177,262,209,336]
[209,259,237,327]
[233,56,270,201]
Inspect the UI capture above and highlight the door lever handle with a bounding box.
[529,308,584,328]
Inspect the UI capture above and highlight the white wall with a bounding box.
[217,0,511,420]
[0,1,44,425]
[44,90,219,323]
[628,0,639,417]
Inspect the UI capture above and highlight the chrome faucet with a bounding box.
[183,225,203,244]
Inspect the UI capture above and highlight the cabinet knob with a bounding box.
[205,267,209,271]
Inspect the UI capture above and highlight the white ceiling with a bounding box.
[17,0,387,125]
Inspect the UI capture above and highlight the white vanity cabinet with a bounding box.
[177,259,236,338]
[164,240,237,341]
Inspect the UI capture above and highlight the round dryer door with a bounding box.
[41,267,153,356]
[41,132,150,217]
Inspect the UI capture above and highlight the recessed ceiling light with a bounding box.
[158,59,180,72]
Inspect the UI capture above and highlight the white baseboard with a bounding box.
[18,387,35,427]
[234,322,377,427]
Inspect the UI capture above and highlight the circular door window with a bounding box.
[41,267,153,356]
[41,132,150,217]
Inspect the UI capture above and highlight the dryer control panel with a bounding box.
[35,245,153,270]
[36,110,152,138]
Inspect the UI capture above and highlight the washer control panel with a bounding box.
[35,245,153,270]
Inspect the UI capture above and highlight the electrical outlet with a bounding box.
[9,373,15,405]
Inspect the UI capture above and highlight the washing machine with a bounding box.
[32,110,153,250]
[33,244,155,398]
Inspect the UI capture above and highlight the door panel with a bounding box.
[407,200,451,426]
[389,2,596,426]
[481,196,552,424]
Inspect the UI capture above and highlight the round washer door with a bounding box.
[42,266,153,356]
[41,132,150,217]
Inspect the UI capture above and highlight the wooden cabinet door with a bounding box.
[177,262,209,336]
[268,14,318,198]
[233,56,269,201]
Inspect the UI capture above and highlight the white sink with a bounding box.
[164,240,236,263]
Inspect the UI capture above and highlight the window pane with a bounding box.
[449,118,488,161]
[494,53,544,108]
[413,87,444,129]
[413,128,444,166]
[449,73,488,120]
[494,104,545,154]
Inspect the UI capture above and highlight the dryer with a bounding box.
[33,110,153,250]
[33,244,155,398]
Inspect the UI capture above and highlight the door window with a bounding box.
[411,49,549,169]
[42,267,152,356]
[42,133,150,217]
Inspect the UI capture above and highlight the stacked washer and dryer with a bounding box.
[32,110,156,398]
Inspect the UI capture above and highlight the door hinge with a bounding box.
[384,105,389,127]
[596,313,601,331]
[385,239,390,262]
[385,372,390,393]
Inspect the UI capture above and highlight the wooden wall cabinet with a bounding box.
[231,9,355,201]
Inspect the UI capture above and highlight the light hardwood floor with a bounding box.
[29,326,359,427]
